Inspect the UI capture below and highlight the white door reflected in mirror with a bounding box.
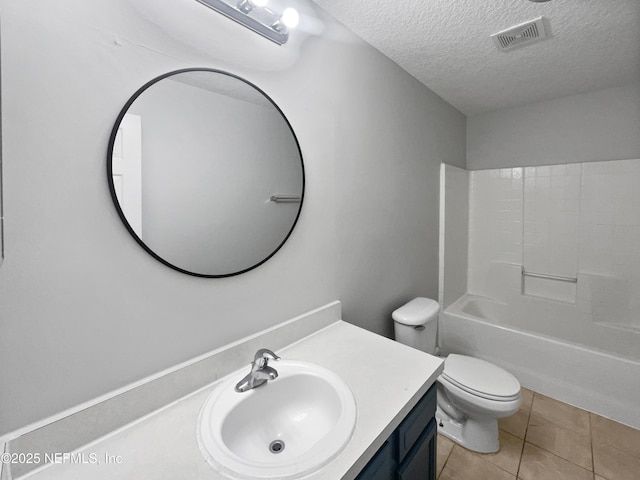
[111,114,142,237]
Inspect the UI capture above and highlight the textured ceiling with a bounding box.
[311,0,640,115]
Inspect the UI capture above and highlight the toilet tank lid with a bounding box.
[392,297,440,326]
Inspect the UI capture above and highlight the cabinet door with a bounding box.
[397,419,437,480]
[356,439,397,480]
[397,386,437,462]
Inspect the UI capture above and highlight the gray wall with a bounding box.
[467,83,640,170]
[0,0,466,435]
[332,33,467,338]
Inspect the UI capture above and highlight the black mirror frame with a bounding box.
[107,68,305,278]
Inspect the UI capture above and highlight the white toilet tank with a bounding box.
[392,297,440,355]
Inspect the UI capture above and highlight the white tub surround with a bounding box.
[467,159,640,344]
[6,302,443,480]
[441,294,640,429]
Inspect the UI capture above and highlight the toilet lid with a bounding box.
[442,354,520,401]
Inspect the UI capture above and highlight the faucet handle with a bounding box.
[253,348,281,367]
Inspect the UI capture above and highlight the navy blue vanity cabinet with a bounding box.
[354,437,398,480]
[356,384,437,480]
[396,419,437,480]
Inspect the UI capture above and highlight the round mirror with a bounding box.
[107,69,304,277]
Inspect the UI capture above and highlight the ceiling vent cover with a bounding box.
[491,16,549,52]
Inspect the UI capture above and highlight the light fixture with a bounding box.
[272,7,299,32]
[237,0,267,14]
[196,0,299,45]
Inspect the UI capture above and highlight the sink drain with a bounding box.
[269,440,285,454]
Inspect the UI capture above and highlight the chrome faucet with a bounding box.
[235,348,281,392]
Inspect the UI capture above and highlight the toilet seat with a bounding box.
[442,354,520,402]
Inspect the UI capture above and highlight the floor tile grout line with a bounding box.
[589,412,596,478]
[524,440,598,477]
[436,434,454,479]
[459,438,520,478]
[479,453,514,478]
[439,443,459,479]
[525,414,595,470]
[591,423,640,463]
[520,391,597,477]
[514,408,530,479]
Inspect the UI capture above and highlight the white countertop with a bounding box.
[22,321,443,480]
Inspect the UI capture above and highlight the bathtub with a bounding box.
[440,294,640,429]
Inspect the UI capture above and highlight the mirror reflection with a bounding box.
[108,69,304,277]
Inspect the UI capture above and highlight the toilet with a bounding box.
[392,297,521,453]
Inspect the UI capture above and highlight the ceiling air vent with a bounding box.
[491,16,549,52]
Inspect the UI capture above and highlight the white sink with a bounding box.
[197,360,357,479]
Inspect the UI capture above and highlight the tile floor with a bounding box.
[436,388,640,480]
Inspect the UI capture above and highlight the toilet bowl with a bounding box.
[392,297,521,453]
[436,354,521,452]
